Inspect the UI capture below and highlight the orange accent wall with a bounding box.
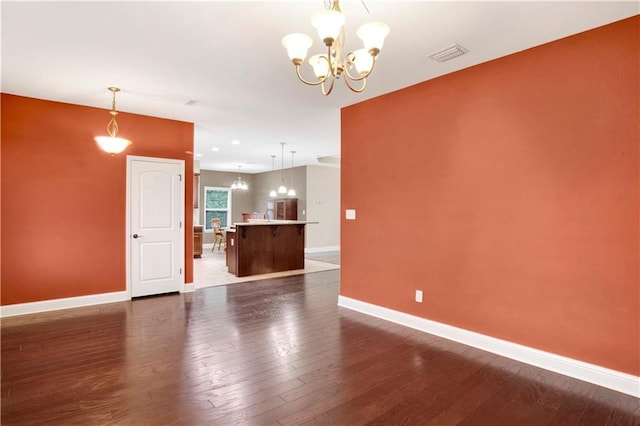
[1,94,194,305]
[341,16,639,375]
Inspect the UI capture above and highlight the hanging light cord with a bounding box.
[281,143,286,185]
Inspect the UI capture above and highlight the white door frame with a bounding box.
[126,155,185,299]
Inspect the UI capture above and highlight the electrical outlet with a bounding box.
[415,290,423,303]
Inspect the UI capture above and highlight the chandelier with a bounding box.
[94,87,132,154]
[231,166,248,190]
[281,0,389,96]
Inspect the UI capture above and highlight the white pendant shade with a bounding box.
[309,54,330,78]
[282,33,313,62]
[287,188,296,197]
[269,190,277,198]
[311,9,345,44]
[278,185,287,194]
[352,49,374,75]
[356,22,390,52]
[94,136,131,154]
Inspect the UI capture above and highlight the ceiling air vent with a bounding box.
[428,44,469,63]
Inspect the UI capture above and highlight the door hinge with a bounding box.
[178,174,182,181]
[180,221,182,228]
[180,268,183,275]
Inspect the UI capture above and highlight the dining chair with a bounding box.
[211,218,225,251]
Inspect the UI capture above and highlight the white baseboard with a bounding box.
[1,291,129,318]
[182,283,195,293]
[305,245,340,254]
[338,295,639,398]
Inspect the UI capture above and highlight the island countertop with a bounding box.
[228,220,318,228]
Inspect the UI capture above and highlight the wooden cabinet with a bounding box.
[193,225,203,258]
[274,198,297,220]
[193,173,200,209]
[227,223,305,277]
[242,212,266,222]
[226,230,236,272]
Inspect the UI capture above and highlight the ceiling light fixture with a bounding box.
[281,0,389,96]
[269,155,278,198]
[94,87,132,154]
[231,165,248,190]
[287,151,297,197]
[278,142,288,194]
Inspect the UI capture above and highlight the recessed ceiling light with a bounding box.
[195,153,203,157]
[211,147,219,152]
[231,139,240,145]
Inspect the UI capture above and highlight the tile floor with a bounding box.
[193,246,340,289]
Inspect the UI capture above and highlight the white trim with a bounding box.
[182,283,195,293]
[305,245,340,254]
[0,291,129,318]
[338,295,640,398]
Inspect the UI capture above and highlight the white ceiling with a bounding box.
[2,1,638,173]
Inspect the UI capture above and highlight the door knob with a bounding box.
[133,234,142,239]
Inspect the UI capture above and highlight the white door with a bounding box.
[128,157,184,297]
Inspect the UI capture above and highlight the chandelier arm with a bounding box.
[321,74,337,96]
[343,52,378,82]
[294,64,327,86]
[343,74,367,93]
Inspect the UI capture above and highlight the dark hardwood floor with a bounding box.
[2,270,638,425]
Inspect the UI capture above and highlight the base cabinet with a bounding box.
[227,223,305,277]
[193,225,203,258]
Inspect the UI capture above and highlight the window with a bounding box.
[204,186,231,231]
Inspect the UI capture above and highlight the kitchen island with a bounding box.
[225,221,315,277]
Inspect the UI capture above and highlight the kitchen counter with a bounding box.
[226,221,316,277]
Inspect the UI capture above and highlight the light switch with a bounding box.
[345,209,356,220]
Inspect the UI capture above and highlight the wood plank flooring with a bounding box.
[2,270,638,425]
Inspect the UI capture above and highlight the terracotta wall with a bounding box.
[1,94,194,305]
[341,17,639,375]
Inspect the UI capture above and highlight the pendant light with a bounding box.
[94,87,132,154]
[278,142,288,194]
[287,150,297,197]
[269,155,278,197]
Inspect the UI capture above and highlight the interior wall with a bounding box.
[306,165,340,249]
[1,94,194,306]
[340,16,639,375]
[199,165,340,249]
[198,169,253,243]
[251,167,307,222]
